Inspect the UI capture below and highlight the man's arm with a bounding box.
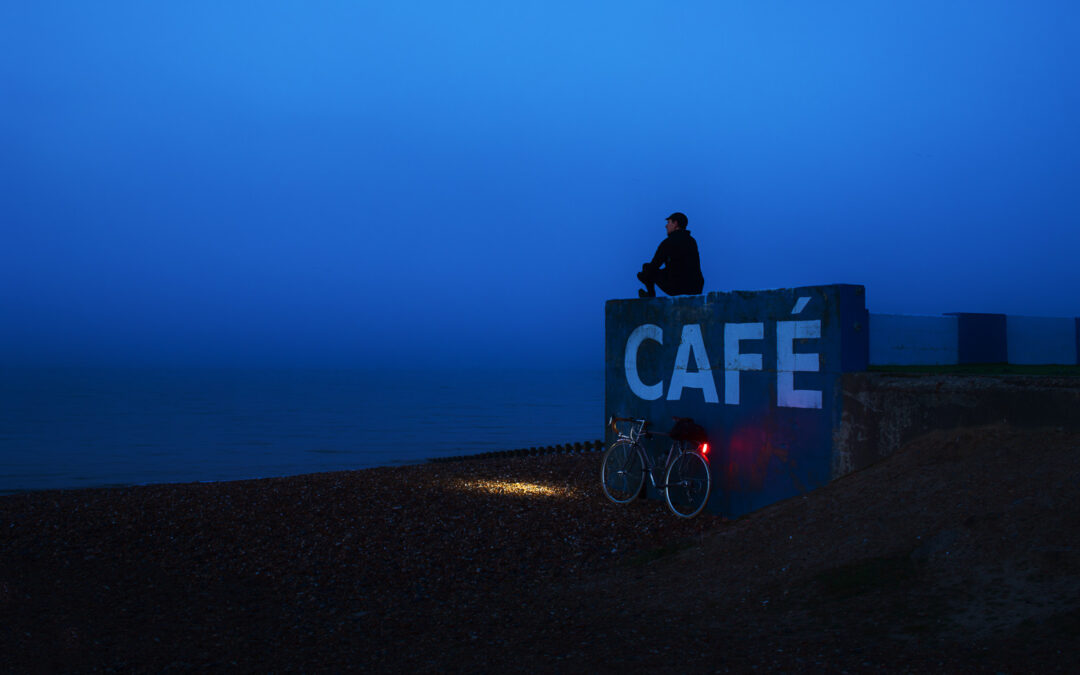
[645,238,670,273]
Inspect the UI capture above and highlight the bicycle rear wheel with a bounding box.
[665,451,711,518]
[601,440,645,504]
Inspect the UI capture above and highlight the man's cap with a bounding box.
[667,212,688,229]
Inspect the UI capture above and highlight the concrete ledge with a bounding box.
[833,372,1080,478]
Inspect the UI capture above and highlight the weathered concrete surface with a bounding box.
[605,284,868,518]
[833,372,1080,478]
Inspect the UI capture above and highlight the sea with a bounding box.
[0,367,605,495]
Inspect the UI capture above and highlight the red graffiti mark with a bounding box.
[722,427,793,491]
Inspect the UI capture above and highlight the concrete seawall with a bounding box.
[833,372,1080,478]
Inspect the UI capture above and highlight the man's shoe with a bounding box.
[638,289,655,298]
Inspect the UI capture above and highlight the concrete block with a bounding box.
[947,313,1007,364]
[868,314,958,366]
[605,284,868,518]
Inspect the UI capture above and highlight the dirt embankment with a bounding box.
[2,425,1078,673]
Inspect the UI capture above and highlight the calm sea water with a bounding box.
[0,367,604,494]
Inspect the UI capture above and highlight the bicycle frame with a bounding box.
[608,417,691,490]
[604,415,712,518]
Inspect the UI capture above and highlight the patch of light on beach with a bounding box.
[455,479,576,498]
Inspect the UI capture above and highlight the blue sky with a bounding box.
[3,1,1078,368]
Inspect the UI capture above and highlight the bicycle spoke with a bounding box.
[664,452,710,518]
[601,441,645,505]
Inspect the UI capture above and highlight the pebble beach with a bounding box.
[2,427,1078,672]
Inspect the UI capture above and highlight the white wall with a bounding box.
[1006,316,1077,365]
[869,314,959,366]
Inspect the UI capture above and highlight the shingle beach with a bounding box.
[2,427,1078,672]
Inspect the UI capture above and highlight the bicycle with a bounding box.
[601,416,712,518]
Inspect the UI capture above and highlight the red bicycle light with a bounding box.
[700,442,709,455]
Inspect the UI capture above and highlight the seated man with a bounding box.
[637,212,704,297]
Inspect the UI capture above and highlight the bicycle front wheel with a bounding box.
[665,451,711,518]
[601,440,645,504]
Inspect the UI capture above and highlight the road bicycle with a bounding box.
[601,416,712,518]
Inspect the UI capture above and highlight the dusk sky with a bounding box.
[3,1,1078,369]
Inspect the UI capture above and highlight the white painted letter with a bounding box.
[777,320,822,409]
[668,324,718,403]
[625,324,664,400]
[724,323,764,405]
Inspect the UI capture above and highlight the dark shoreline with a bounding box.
[0,438,605,498]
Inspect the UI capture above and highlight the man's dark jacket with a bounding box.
[645,228,704,295]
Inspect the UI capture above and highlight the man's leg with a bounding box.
[654,270,677,297]
[655,270,694,296]
[637,264,656,297]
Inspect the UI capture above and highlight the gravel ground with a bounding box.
[2,425,1078,673]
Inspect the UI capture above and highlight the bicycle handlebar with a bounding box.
[608,416,647,433]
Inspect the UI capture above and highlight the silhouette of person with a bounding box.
[637,212,704,297]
